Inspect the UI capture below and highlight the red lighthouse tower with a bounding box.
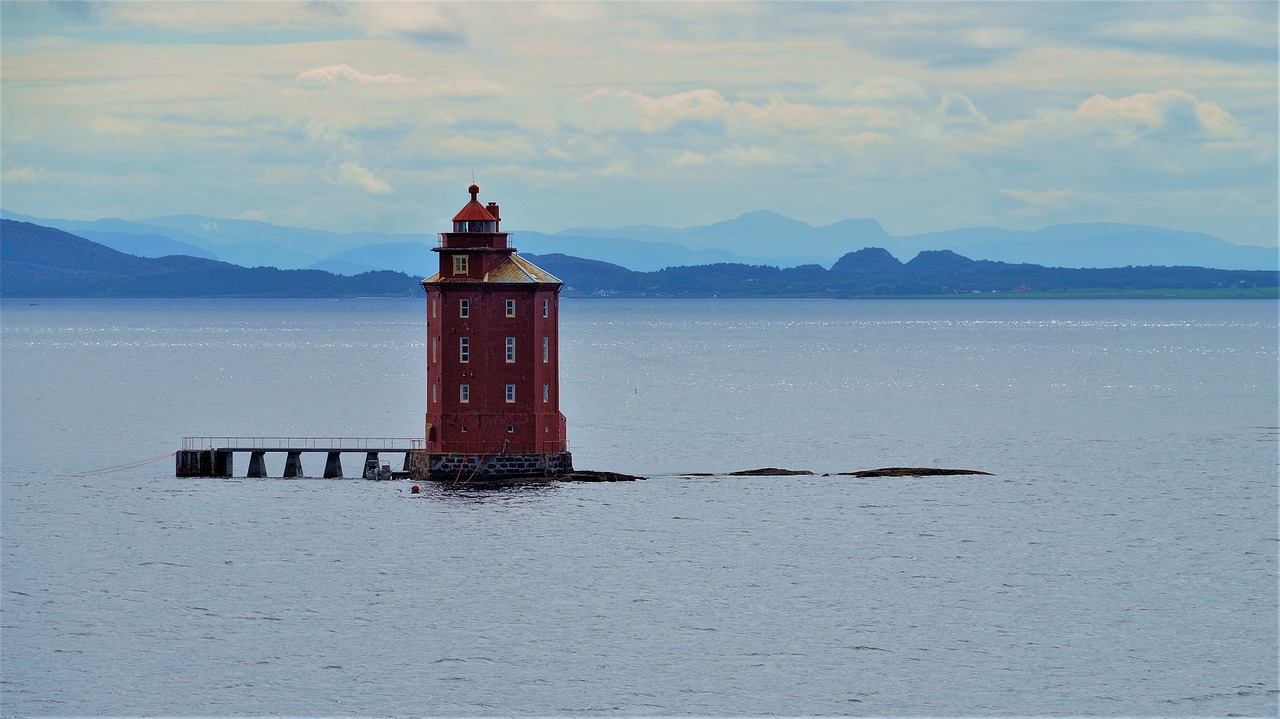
[419,183,571,481]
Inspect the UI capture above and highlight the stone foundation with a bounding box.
[409,451,573,483]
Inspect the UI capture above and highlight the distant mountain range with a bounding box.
[0,220,410,298]
[3,219,1274,299]
[2,208,1273,274]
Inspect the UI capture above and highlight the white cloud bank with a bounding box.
[1076,89,1241,141]
[0,1,1273,245]
[296,64,414,86]
[337,162,393,194]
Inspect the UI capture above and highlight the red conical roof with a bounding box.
[452,183,497,222]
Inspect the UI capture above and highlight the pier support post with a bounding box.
[247,451,268,478]
[214,450,233,478]
[324,452,343,478]
[283,451,304,478]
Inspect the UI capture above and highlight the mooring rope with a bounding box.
[454,454,484,489]
[59,452,177,478]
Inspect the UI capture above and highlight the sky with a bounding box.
[1,1,1276,248]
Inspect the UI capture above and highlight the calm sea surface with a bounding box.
[2,298,1276,716]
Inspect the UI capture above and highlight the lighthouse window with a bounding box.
[505,299,516,317]
[459,298,469,318]
[459,337,470,363]
[543,383,549,403]
[431,336,437,363]
[506,425,515,434]
[505,337,516,363]
[543,336,549,363]
[505,384,516,403]
[432,383,437,403]
[542,299,549,318]
[431,298,437,318]
[452,255,468,275]
[459,384,470,403]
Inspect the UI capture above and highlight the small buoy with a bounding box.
[410,485,421,494]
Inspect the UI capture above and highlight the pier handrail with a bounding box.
[182,436,425,451]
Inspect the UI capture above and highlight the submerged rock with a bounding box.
[679,467,815,477]
[561,470,645,482]
[437,470,645,487]
[839,467,993,478]
[430,467,992,487]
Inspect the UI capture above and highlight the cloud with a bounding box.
[427,78,506,99]
[670,150,712,168]
[846,77,929,104]
[579,88,730,133]
[577,89,842,141]
[999,187,1076,210]
[0,1,1272,247]
[436,134,539,161]
[936,92,989,127]
[731,97,828,135]
[966,26,1031,51]
[337,162,392,194]
[1075,89,1241,141]
[717,145,782,167]
[89,117,143,135]
[296,64,414,86]
[3,166,41,184]
[1090,4,1277,62]
[347,3,465,45]
[839,131,893,153]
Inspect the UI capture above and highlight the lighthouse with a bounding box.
[418,183,572,481]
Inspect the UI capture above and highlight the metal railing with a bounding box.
[182,436,425,451]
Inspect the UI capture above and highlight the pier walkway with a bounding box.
[177,436,425,478]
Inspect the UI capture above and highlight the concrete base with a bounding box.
[323,452,343,478]
[176,449,212,477]
[214,450,233,477]
[176,449,234,477]
[283,451,304,478]
[247,451,268,478]
[411,451,573,483]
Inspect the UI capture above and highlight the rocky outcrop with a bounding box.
[561,470,645,482]
[428,466,993,487]
[838,467,993,477]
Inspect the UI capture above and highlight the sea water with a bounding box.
[1,298,1276,716]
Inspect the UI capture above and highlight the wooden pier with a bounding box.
[176,437,425,479]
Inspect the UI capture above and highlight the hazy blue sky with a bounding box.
[2,1,1275,247]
